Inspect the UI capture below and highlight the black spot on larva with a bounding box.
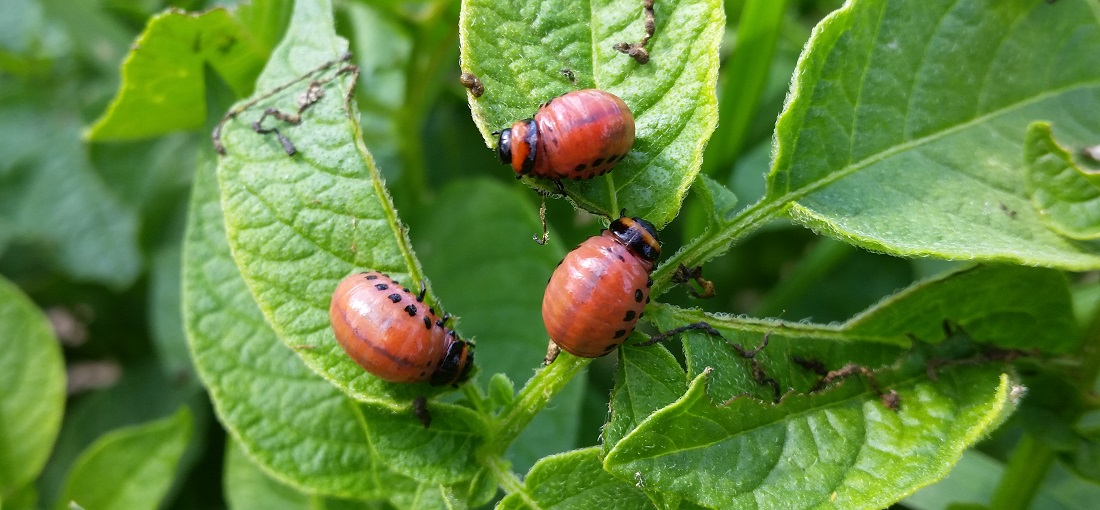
[366,274,378,280]
[603,343,618,352]
[593,157,605,167]
[423,317,432,329]
[392,280,401,286]
[429,306,436,315]
[646,296,651,304]
[426,360,433,367]
[575,163,587,173]
[616,254,626,262]
[375,283,389,291]
[638,312,644,319]
[404,304,417,316]
[624,310,636,322]
[614,329,627,339]
[403,287,411,294]
[646,277,653,288]
[389,293,402,303]
[436,319,445,328]
[634,289,643,302]
[419,371,427,377]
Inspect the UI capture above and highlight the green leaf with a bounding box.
[0,104,141,288]
[223,439,388,510]
[657,264,1075,403]
[604,365,1016,509]
[768,0,1100,269]
[844,265,1078,352]
[1026,121,1100,241]
[0,276,65,499]
[459,0,724,227]
[214,0,440,403]
[389,483,465,510]
[692,174,739,228]
[36,362,198,508]
[414,178,582,472]
[498,447,653,510]
[489,373,516,409]
[86,8,266,140]
[236,0,294,53]
[224,439,310,510]
[185,154,483,494]
[604,263,1069,508]
[603,343,687,452]
[56,408,192,510]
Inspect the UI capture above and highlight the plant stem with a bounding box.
[652,197,787,297]
[486,352,591,455]
[989,287,1100,508]
[988,435,1055,510]
[486,454,533,504]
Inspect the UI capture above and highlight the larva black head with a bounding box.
[609,216,661,264]
[496,119,538,175]
[430,334,474,386]
[495,129,512,164]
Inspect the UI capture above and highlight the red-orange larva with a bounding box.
[330,271,473,385]
[542,216,660,357]
[496,89,635,182]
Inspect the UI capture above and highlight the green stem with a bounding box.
[988,435,1055,510]
[653,197,787,297]
[486,352,591,456]
[486,454,533,504]
[988,289,1100,508]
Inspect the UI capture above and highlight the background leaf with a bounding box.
[767,0,1100,269]
[0,103,141,288]
[459,0,724,227]
[0,276,65,499]
[56,408,192,510]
